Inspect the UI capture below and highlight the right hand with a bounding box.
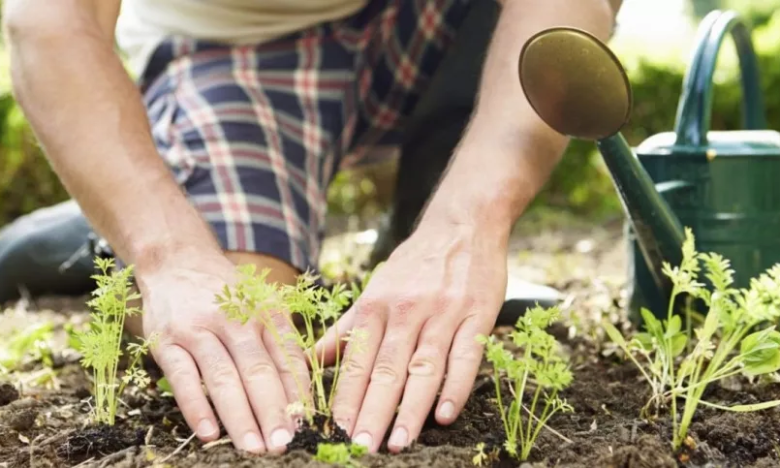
[136,251,310,454]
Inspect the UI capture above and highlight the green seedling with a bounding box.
[217,265,368,426]
[604,228,780,450]
[0,321,54,371]
[73,258,155,426]
[471,442,500,466]
[313,442,367,467]
[477,305,574,461]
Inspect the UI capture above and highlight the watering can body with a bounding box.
[626,10,780,318]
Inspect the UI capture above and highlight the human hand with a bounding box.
[315,221,508,452]
[136,252,310,454]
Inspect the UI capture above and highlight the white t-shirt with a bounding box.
[116,0,368,77]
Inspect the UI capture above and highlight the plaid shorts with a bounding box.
[139,0,473,273]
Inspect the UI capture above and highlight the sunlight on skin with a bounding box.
[124,252,298,339]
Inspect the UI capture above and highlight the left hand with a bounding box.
[314,219,508,453]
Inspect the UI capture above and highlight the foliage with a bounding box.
[216,265,369,426]
[0,321,54,372]
[313,442,367,467]
[5,12,780,226]
[604,228,780,450]
[73,258,155,426]
[476,305,574,461]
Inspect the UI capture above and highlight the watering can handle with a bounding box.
[673,10,767,148]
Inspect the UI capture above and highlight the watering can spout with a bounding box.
[518,27,686,303]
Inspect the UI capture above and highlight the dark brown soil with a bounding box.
[3,319,780,468]
[3,215,780,467]
[0,384,19,407]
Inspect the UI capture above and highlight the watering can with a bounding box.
[517,10,780,321]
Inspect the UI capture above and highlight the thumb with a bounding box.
[312,308,356,367]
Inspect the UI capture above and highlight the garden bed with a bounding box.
[2,214,780,467]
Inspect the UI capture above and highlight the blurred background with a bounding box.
[0,0,778,238]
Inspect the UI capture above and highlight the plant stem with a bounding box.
[522,385,543,460]
[493,367,511,447]
[326,320,342,412]
[261,310,312,422]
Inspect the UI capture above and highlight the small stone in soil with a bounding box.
[0,384,19,407]
[7,409,37,432]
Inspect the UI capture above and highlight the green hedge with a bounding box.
[3,11,780,226]
[0,93,68,226]
[532,11,780,218]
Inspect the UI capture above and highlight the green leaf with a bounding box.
[741,329,780,375]
[631,332,653,351]
[699,399,780,412]
[640,308,663,338]
[665,315,682,338]
[156,377,173,394]
[701,307,720,340]
[603,321,628,349]
[670,333,688,358]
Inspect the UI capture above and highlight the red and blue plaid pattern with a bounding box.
[140,0,472,272]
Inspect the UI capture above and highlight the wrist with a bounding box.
[420,119,568,232]
[129,215,224,278]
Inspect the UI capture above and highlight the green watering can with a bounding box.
[517,10,780,321]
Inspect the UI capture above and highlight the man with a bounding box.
[2,0,622,456]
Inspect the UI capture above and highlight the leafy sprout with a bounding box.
[0,321,54,371]
[216,264,372,426]
[313,442,367,467]
[476,305,574,461]
[604,228,780,450]
[73,258,156,426]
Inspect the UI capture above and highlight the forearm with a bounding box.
[423,0,621,234]
[5,4,221,272]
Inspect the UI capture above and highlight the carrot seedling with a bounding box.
[604,228,780,450]
[476,305,574,461]
[313,442,367,467]
[216,265,368,426]
[73,258,155,426]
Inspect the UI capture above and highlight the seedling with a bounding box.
[217,265,368,426]
[313,442,367,467]
[604,228,780,450]
[73,258,155,426]
[0,321,54,371]
[476,305,574,461]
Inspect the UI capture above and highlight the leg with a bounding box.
[135,29,356,282]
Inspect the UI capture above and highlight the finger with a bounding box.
[263,310,312,417]
[349,322,420,453]
[189,333,266,454]
[330,303,386,437]
[222,324,295,454]
[154,343,220,442]
[388,317,456,453]
[436,316,488,425]
[313,308,356,367]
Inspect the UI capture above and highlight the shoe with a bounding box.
[0,200,97,303]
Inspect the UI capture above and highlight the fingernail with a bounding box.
[389,427,408,448]
[271,429,292,449]
[243,432,264,453]
[353,432,373,448]
[197,419,217,437]
[438,401,455,420]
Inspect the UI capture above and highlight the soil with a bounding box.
[2,212,780,467]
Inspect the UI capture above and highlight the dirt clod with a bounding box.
[0,383,19,407]
[6,408,37,432]
[57,425,145,463]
